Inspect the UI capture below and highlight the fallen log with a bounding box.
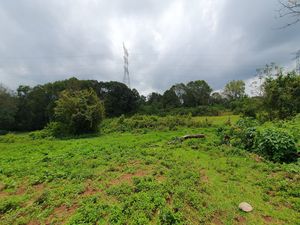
[181,134,206,140]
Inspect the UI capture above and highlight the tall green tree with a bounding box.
[186,80,212,106]
[263,71,300,119]
[210,92,224,105]
[162,89,181,108]
[147,92,163,107]
[170,83,188,106]
[96,81,140,117]
[0,84,17,131]
[223,80,245,100]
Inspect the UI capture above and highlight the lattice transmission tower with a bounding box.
[123,42,130,87]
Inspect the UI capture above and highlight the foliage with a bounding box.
[0,133,20,143]
[101,114,224,133]
[223,80,245,100]
[217,117,259,148]
[42,121,68,138]
[185,80,212,106]
[218,116,300,163]
[0,84,17,131]
[0,198,21,214]
[231,97,264,118]
[254,128,297,163]
[263,72,300,119]
[11,78,140,131]
[138,105,227,117]
[161,80,213,108]
[0,116,299,224]
[54,89,105,135]
[97,81,140,117]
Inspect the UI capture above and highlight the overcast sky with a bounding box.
[0,0,299,95]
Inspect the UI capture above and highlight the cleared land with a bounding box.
[0,116,299,225]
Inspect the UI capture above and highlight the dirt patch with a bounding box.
[200,169,209,183]
[110,170,148,185]
[82,181,102,196]
[165,194,173,206]
[210,211,225,225]
[25,184,46,207]
[0,191,9,198]
[0,182,5,191]
[117,160,141,167]
[33,184,45,192]
[261,215,282,224]
[16,185,27,195]
[156,175,166,182]
[234,216,246,224]
[45,204,77,225]
[266,190,276,197]
[262,216,273,223]
[28,220,41,225]
[251,154,263,162]
[211,218,224,225]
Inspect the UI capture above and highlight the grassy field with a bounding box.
[0,116,299,225]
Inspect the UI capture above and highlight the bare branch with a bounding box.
[277,0,300,27]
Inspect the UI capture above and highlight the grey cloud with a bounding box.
[0,0,299,95]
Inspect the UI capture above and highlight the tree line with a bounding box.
[0,69,299,133]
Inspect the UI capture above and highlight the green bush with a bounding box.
[0,133,18,143]
[159,210,182,225]
[0,198,20,214]
[233,118,259,150]
[254,128,298,163]
[54,89,105,135]
[101,114,212,133]
[239,127,257,150]
[43,121,69,138]
[217,118,258,148]
[236,117,259,128]
[28,129,54,140]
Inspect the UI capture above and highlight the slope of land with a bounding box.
[0,116,299,225]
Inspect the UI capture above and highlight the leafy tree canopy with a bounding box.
[54,89,105,134]
[0,84,17,131]
[223,80,246,100]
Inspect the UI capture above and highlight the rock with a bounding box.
[238,202,253,212]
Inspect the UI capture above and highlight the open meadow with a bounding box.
[0,115,299,225]
[1,1,300,224]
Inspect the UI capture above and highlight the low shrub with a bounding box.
[28,121,69,139]
[0,133,18,143]
[217,116,299,163]
[101,115,213,133]
[216,118,258,148]
[230,118,259,150]
[159,208,182,225]
[44,121,69,138]
[254,128,298,163]
[28,130,52,140]
[0,198,21,214]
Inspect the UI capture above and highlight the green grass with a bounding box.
[0,115,299,225]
